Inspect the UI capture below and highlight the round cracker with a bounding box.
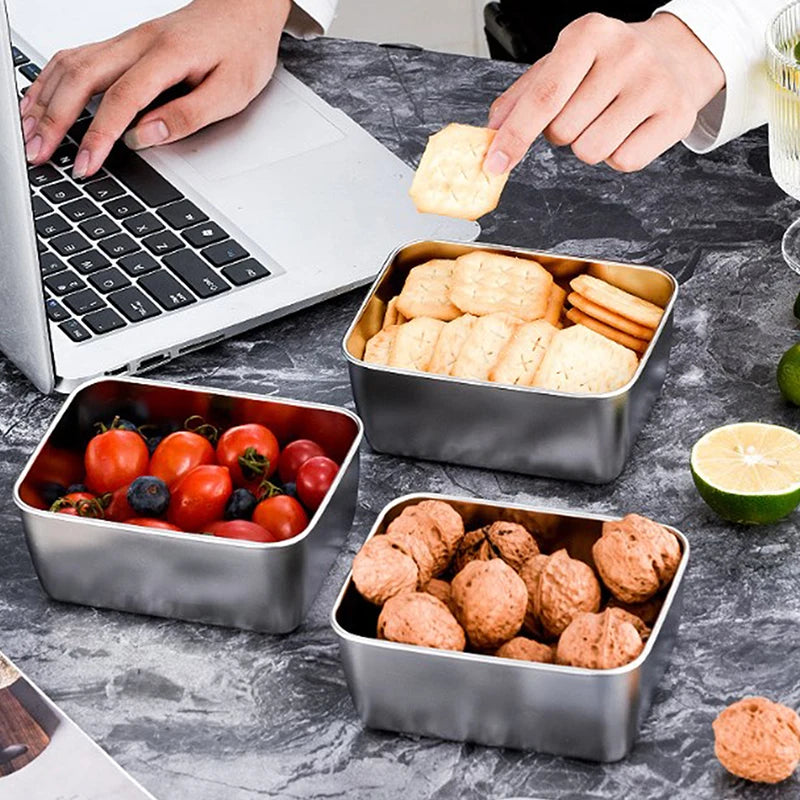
[567,292,654,340]
[570,274,663,329]
[565,308,648,355]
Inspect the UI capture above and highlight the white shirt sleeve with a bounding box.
[654,0,785,153]
[285,0,338,39]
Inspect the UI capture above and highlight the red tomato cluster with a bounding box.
[49,417,341,544]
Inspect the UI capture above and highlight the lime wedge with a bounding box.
[778,343,800,405]
[690,422,800,524]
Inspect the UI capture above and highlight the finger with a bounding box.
[605,113,689,173]
[487,61,543,130]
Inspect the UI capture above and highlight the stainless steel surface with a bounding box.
[332,493,689,762]
[13,376,363,633]
[0,650,156,799]
[343,240,678,483]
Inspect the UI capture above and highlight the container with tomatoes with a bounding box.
[14,377,363,633]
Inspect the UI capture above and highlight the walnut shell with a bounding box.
[713,697,800,784]
[520,549,601,637]
[454,521,539,573]
[556,608,644,669]
[385,524,436,587]
[377,591,466,651]
[607,594,663,627]
[451,559,527,650]
[415,500,465,556]
[494,637,554,664]
[592,514,681,603]
[352,536,418,605]
[425,578,455,614]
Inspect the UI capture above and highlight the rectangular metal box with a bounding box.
[14,377,363,633]
[343,241,678,483]
[332,494,688,762]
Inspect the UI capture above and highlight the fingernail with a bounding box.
[22,115,35,140]
[484,149,510,175]
[25,134,42,162]
[123,119,169,150]
[19,94,31,114]
[72,149,90,180]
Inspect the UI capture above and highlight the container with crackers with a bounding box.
[343,240,677,483]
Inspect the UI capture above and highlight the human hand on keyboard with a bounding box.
[20,0,291,180]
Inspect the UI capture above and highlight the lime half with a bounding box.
[690,422,800,524]
[778,343,800,405]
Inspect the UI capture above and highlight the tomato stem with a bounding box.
[256,480,284,501]
[184,415,220,445]
[238,447,269,481]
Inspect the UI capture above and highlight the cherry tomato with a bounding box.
[252,495,308,541]
[84,429,149,494]
[216,424,279,488]
[278,439,325,484]
[205,519,278,542]
[295,456,339,511]
[50,491,100,516]
[168,465,232,532]
[150,431,215,488]
[124,518,183,532]
[105,484,135,522]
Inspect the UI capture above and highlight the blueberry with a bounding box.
[41,482,67,507]
[113,418,138,431]
[145,434,163,456]
[127,476,170,516]
[282,481,298,500]
[224,488,257,520]
[66,482,89,494]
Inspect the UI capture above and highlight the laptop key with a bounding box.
[44,271,85,296]
[201,239,249,267]
[83,177,125,202]
[68,250,111,275]
[61,197,100,222]
[59,319,91,342]
[52,142,79,170]
[50,230,91,257]
[31,195,52,217]
[68,117,91,142]
[11,46,28,66]
[98,233,139,258]
[63,288,106,315]
[118,251,159,277]
[123,212,164,237]
[88,267,131,293]
[142,230,183,255]
[164,250,230,298]
[28,164,61,187]
[78,215,121,240]
[41,181,82,204]
[45,298,70,321]
[83,308,126,335]
[222,259,271,286]
[158,199,207,229]
[35,213,71,238]
[104,195,145,219]
[183,222,227,248]
[37,238,48,253]
[108,286,161,322]
[139,271,197,310]
[19,62,41,82]
[40,251,67,277]
[105,144,182,207]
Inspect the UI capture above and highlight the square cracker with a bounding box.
[428,313,478,376]
[364,325,400,365]
[450,251,553,321]
[489,319,557,386]
[451,312,522,381]
[388,317,446,372]
[382,296,407,329]
[532,324,639,394]
[570,274,663,329]
[544,283,567,326]
[409,124,510,221]
[396,259,461,321]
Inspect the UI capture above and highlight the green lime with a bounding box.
[777,343,800,405]
[794,290,800,320]
[690,422,800,524]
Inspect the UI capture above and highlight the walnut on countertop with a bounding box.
[454,521,539,573]
[377,591,466,651]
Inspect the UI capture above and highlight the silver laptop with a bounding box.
[1,0,478,393]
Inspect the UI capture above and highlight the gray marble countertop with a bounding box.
[2,34,800,800]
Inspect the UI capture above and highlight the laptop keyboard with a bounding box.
[12,45,273,343]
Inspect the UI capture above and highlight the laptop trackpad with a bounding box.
[165,70,345,181]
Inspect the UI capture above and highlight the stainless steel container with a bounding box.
[14,377,363,633]
[332,494,689,762]
[343,240,678,483]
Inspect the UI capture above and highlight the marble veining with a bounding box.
[1,35,799,799]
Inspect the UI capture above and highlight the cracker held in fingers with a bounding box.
[566,308,649,355]
[364,325,400,365]
[396,259,461,321]
[451,312,522,381]
[490,319,557,386]
[388,317,446,372]
[428,314,478,376]
[409,124,510,220]
[532,324,639,394]
[571,274,664,329]
[567,292,654,340]
[450,251,553,321]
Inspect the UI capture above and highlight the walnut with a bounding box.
[424,578,455,614]
[713,697,800,784]
[386,500,464,575]
[415,500,465,555]
[377,592,465,651]
[608,607,650,641]
[385,524,436,587]
[494,637,554,664]
[556,608,644,669]
[606,594,663,627]
[454,521,539,573]
[519,549,601,637]
[592,514,681,603]
[352,536,418,605]
[451,559,527,650]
